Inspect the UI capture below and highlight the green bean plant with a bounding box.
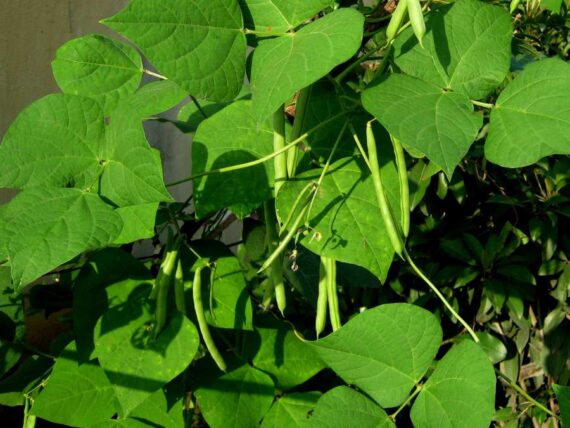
[0,0,569,426]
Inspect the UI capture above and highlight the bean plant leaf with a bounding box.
[239,0,334,32]
[553,384,570,427]
[393,0,512,100]
[485,58,570,168]
[52,34,143,113]
[113,203,159,245]
[103,0,246,102]
[31,344,119,426]
[276,156,400,283]
[260,392,321,428]
[410,340,496,428]
[125,386,185,428]
[307,386,394,428]
[252,316,325,389]
[94,280,200,415]
[100,108,173,206]
[117,80,187,118]
[192,100,274,218]
[250,8,364,121]
[0,188,121,289]
[0,95,104,189]
[362,74,482,177]
[311,303,442,408]
[195,364,275,428]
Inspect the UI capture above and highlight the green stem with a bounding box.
[193,266,227,372]
[336,47,386,83]
[496,370,559,419]
[264,201,287,314]
[258,203,311,274]
[243,28,291,37]
[166,111,348,187]
[143,69,167,80]
[190,95,208,119]
[348,122,372,170]
[471,100,494,109]
[23,396,36,428]
[405,252,479,343]
[390,383,422,420]
[287,87,311,177]
[391,136,410,237]
[273,106,288,195]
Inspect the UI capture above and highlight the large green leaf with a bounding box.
[252,316,325,389]
[100,108,173,206]
[410,340,496,428]
[94,279,200,415]
[195,364,275,428]
[553,384,570,427]
[192,100,274,218]
[0,188,121,288]
[260,392,320,428]
[250,8,364,121]
[485,58,570,168]
[52,34,143,113]
[276,156,400,283]
[125,385,185,427]
[362,74,482,177]
[31,343,119,427]
[307,386,394,428]
[103,0,246,102]
[0,94,172,206]
[311,303,442,408]
[0,95,104,189]
[239,0,334,32]
[393,0,512,100]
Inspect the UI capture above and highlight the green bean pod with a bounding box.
[264,201,287,314]
[193,266,227,372]
[316,258,329,338]
[273,106,287,195]
[324,257,341,331]
[386,0,408,43]
[154,248,179,337]
[407,0,426,46]
[173,258,186,314]
[391,136,410,238]
[366,122,404,257]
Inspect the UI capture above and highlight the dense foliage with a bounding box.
[0,0,569,427]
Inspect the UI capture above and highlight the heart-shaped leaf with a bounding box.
[362,74,482,177]
[94,280,200,415]
[52,34,143,113]
[393,0,512,100]
[103,0,246,102]
[250,8,364,121]
[410,340,496,428]
[311,303,442,408]
[485,58,570,168]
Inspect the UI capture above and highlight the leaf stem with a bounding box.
[243,28,291,37]
[390,383,423,420]
[190,95,208,119]
[405,251,479,342]
[471,100,494,109]
[496,370,559,419]
[336,46,387,83]
[166,111,349,187]
[143,69,168,80]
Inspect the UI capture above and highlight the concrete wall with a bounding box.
[0,0,192,203]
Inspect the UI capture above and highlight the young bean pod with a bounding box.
[315,258,329,338]
[386,0,408,43]
[407,0,426,46]
[324,257,341,331]
[173,258,186,314]
[273,106,288,195]
[154,246,180,338]
[391,136,410,238]
[263,201,287,314]
[193,265,227,372]
[366,122,405,257]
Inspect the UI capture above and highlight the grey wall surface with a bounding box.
[0,0,192,203]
